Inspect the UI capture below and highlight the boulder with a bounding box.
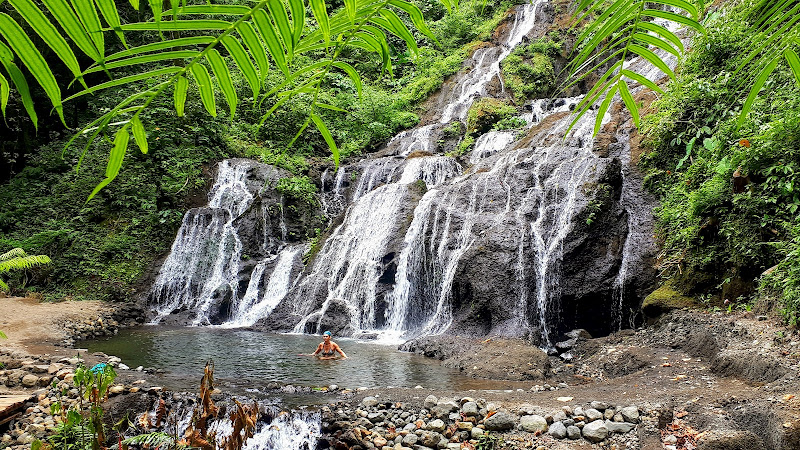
[484,412,516,431]
[549,421,567,439]
[582,420,608,443]
[642,285,698,320]
[519,415,548,433]
[566,425,581,440]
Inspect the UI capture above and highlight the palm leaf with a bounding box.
[311,112,338,167]
[0,71,8,118]
[41,0,104,62]
[131,115,148,154]
[267,0,294,59]
[737,55,779,128]
[221,36,260,98]
[288,0,304,46]
[88,127,128,201]
[206,49,238,118]
[174,75,188,117]
[237,22,270,80]
[190,63,217,117]
[0,13,65,124]
[253,9,289,75]
[309,0,329,46]
[71,0,104,58]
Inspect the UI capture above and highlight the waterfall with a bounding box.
[149,160,257,325]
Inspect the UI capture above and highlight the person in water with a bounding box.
[311,331,348,360]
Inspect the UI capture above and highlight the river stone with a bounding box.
[605,420,635,434]
[402,433,418,446]
[590,401,608,411]
[403,423,416,432]
[424,395,438,409]
[457,422,473,431]
[604,408,615,420]
[573,406,584,417]
[549,421,567,439]
[567,425,581,440]
[427,419,445,433]
[21,374,39,387]
[461,401,479,416]
[519,415,548,433]
[362,396,379,407]
[552,410,568,422]
[556,338,577,351]
[471,427,484,439]
[620,406,639,423]
[582,420,608,442]
[585,408,603,422]
[437,398,459,412]
[373,436,387,447]
[420,431,440,447]
[485,412,516,431]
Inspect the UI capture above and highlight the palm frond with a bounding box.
[564,0,704,134]
[0,0,437,198]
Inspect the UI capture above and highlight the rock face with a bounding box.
[147,1,658,343]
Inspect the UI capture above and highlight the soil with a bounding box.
[0,296,113,356]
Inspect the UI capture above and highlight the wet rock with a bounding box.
[566,329,592,340]
[423,395,438,409]
[519,415,547,433]
[582,420,608,442]
[555,338,577,351]
[484,412,516,431]
[362,396,379,407]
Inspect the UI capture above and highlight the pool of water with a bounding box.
[87,327,484,392]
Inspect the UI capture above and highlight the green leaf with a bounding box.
[389,0,436,44]
[83,50,200,74]
[0,329,6,339]
[174,75,188,116]
[254,10,289,75]
[0,71,8,118]
[593,84,618,136]
[267,0,294,58]
[0,13,64,124]
[71,0,104,58]
[222,36,260,99]
[620,69,664,94]
[120,20,229,31]
[640,9,705,33]
[344,0,355,23]
[94,0,126,47]
[9,0,87,87]
[130,115,147,154]
[618,79,638,128]
[191,63,217,117]
[785,49,800,88]
[372,11,418,56]
[163,4,249,15]
[647,0,698,19]
[310,112,339,167]
[41,0,103,62]
[331,61,362,98]
[738,56,779,128]
[237,22,270,80]
[105,36,213,61]
[65,66,182,101]
[147,0,162,31]
[88,127,128,201]
[0,57,38,128]
[631,32,679,57]
[206,49,237,118]
[129,0,138,11]
[310,0,329,45]
[637,22,684,53]
[288,0,304,47]
[628,44,675,80]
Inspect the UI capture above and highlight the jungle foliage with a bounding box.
[637,0,800,324]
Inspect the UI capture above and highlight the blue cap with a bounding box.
[323,331,332,336]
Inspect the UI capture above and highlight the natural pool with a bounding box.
[86,327,493,393]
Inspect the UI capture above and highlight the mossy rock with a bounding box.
[642,285,700,320]
[466,98,516,136]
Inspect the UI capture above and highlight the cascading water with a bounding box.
[151,0,670,345]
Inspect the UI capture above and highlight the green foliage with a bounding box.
[0,247,51,292]
[302,227,323,264]
[46,363,117,450]
[475,431,502,450]
[276,176,318,205]
[639,0,800,322]
[492,116,526,131]
[501,39,557,103]
[466,98,516,136]
[122,432,187,449]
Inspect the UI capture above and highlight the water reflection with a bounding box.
[87,328,472,390]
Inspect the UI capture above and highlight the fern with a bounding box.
[0,0,437,199]
[0,247,52,292]
[122,432,187,449]
[563,0,705,135]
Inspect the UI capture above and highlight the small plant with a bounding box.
[476,431,503,450]
[276,176,319,207]
[0,248,52,293]
[493,116,527,131]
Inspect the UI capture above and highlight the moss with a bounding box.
[642,285,700,320]
[466,98,516,136]
[501,46,556,104]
